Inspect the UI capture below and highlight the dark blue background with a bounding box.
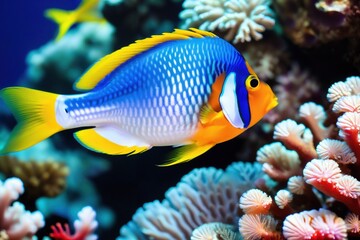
[0,0,80,89]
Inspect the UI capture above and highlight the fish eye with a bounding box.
[64,108,69,113]
[246,75,260,90]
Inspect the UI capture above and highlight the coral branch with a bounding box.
[304,159,360,214]
[273,119,317,165]
[0,178,44,240]
[50,206,98,240]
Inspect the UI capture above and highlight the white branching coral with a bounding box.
[179,0,275,43]
[50,206,98,240]
[283,209,347,240]
[191,222,241,240]
[0,178,45,240]
[119,165,261,239]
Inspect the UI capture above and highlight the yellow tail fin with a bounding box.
[45,9,74,41]
[45,9,70,24]
[0,87,63,154]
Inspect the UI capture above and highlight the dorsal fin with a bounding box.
[74,28,217,91]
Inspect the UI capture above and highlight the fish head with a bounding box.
[245,62,278,127]
[219,61,277,129]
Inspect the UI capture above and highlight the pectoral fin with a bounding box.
[74,126,150,155]
[160,144,215,167]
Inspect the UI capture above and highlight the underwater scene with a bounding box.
[1,0,360,239]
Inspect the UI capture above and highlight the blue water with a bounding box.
[0,0,79,88]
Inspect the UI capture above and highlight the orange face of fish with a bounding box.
[245,61,278,127]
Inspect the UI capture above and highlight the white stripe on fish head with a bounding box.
[219,72,245,128]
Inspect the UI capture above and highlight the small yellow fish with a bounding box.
[45,0,104,41]
[0,29,278,166]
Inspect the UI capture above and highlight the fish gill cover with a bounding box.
[0,0,360,239]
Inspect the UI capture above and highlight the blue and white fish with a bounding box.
[0,29,277,165]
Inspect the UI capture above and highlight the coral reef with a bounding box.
[237,75,360,239]
[0,127,113,231]
[273,0,360,47]
[0,156,69,202]
[179,0,275,43]
[118,76,360,239]
[0,177,44,240]
[50,206,98,240]
[2,0,360,238]
[118,162,266,239]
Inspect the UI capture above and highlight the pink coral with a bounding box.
[304,159,360,214]
[283,209,347,240]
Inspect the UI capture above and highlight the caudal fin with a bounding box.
[0,87,63,154]
[45,9,74,41]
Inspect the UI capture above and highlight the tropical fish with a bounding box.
[0,29,277,166]
[45,0,104,41]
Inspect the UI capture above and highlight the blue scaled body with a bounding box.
[62,35,245,144]
[0,29,277,165]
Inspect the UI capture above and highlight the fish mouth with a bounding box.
[266,96,278,112]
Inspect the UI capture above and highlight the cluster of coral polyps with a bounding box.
[0,177,44,240]
[239,76,360,239]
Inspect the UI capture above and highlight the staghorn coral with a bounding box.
[50,206,98,240]
[0,177,44,240]
[179,0,275,43]
[118,162,265,239]
[0,156,69,201]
